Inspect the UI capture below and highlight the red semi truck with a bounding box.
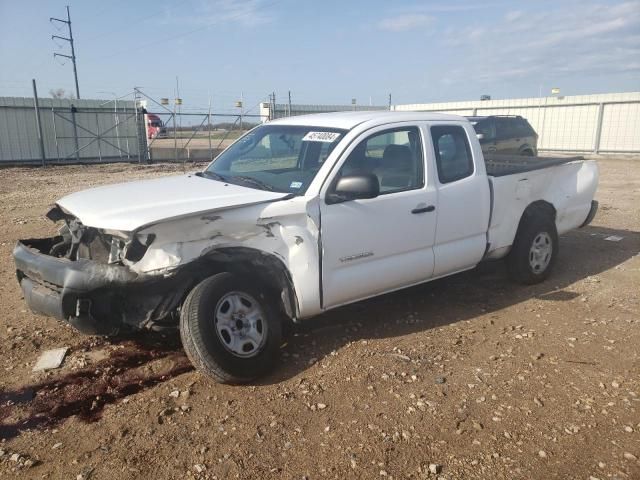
[146,113,167,139]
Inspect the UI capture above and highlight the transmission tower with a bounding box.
[51,6,80,99]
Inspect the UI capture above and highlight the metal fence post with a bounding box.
[70,104,81,163]
[51,107,61,163]
[95,112,103,162]
[208,95,213,162]
[32,79,46,166]
[593,103,605,154]
[173,105,178,163]
[114,98,122,161]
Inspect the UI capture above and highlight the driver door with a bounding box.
[319,125,438,309]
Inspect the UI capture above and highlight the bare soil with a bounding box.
[0,158,638,480]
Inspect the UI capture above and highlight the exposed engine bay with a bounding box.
[45,205,155,266]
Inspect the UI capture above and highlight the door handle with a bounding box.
[411,205,435,214]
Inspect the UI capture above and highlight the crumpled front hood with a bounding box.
[56,174,286,232]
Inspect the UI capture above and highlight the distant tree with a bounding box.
[49,88,76,99]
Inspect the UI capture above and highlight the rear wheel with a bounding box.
[507,213,558,284]
[180,272,282,383]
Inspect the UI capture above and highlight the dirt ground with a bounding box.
[0,157,638,480]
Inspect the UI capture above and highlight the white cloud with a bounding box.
[378,14,433,32]
[441,0,640,84]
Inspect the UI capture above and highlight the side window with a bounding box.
[495,118,510,138]
[339,127,424,194]
[515,118,533,137]
[431,125,474,184]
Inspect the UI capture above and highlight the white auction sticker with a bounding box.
[302,131,341,142]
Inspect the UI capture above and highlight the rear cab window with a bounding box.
[430,125,474,184]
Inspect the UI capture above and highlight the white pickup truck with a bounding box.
[14,112,599,383]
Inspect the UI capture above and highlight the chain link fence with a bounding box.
[143,110,262,164]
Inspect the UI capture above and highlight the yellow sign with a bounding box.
[175,98,183,105]
[160,98,169,105]
[235,101,243,108]
[551,87,560,95]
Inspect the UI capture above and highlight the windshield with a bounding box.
[205,124,347,194]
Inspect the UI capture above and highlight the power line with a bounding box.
[50,6,80,99]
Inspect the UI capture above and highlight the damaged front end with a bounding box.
[13,206,187,335]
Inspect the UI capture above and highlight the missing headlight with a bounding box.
[124,234,156,262]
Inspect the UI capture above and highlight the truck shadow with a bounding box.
[264,224,640,384]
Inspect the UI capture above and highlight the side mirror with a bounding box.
[327,174,379,204]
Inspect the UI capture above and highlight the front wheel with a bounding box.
[180,272,282,384]
[507,213,558,284]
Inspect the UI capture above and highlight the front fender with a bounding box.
[130,200,322,319]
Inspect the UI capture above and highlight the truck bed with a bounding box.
[485,154,583,177]
[485,156,598,260]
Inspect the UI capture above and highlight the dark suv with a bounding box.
[467,115,538,156]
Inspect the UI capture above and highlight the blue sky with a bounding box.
[1,0,639,114]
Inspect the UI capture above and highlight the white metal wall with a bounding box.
[0,96,141,164]
[394,92,640,153]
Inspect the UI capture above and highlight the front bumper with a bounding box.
[13,237,185,335]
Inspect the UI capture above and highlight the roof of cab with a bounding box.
[268,111,467,130]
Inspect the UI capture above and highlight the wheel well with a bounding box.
[520,146,534,156]
[517,200,556,231]
[187,247,299,322]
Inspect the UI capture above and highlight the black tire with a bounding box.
[180,272,282,384]
[507,212,558,284]
[521,149,534,156]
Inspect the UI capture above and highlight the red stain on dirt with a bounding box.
[0,335,193,440]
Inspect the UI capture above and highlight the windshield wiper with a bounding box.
[196,171,229,182]
[231,175,277,192]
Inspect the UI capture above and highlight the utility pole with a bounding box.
[288,90,292,117]
[388,93,392,111]
[51,6,80,99]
